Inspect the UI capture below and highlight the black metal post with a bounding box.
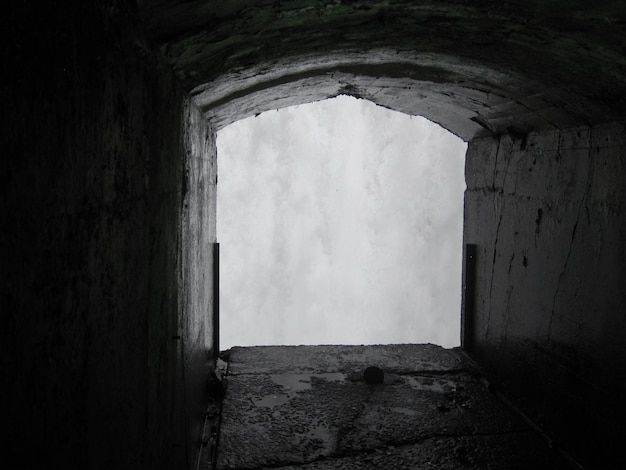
[213,242,220,360]
[462,244,476,352]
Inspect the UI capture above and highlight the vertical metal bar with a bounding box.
[213,242,220,360]
[462,244,477,352]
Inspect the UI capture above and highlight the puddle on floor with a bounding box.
[270,373,313,392]
[403,376,457,393]
[255,372,349,408]
[314,372,347,383]
[254,393,291,408]
[270,372,346,392]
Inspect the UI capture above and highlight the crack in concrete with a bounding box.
[335,386,377,458]
[507,250,515,275]
[501,141,515,195]
[503,284,514,349]
[389,368,468,377]
[491,137,501,195]
[241,429,536,470]
[547,129,595,344]
[486,137,506,340]
[487,207,505,340]
[485,137,517,337]
[547,131,563,207]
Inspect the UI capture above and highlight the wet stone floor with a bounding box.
[210,344,570,469]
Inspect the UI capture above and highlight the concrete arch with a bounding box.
[141,0,626,137]
[193,51,568,141]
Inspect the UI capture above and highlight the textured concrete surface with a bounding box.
[463,122,626,468]
[2,2,215,468]
[138,1,626,140]
[215,345,569,469]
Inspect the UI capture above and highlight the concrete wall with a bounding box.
[178,99,218,467]
[1,2,215,468]
[463,123,626,467]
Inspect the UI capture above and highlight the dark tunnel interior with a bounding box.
[2,1,625,468]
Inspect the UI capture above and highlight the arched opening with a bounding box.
[217,96,466,349]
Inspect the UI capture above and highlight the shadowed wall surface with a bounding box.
[463,124,626,466]
[2,2,216,468]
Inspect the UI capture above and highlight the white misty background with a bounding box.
[217,96,467,349]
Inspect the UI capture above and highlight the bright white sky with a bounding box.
[217,95,467,349]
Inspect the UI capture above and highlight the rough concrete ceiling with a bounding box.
[137,0,626,140]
